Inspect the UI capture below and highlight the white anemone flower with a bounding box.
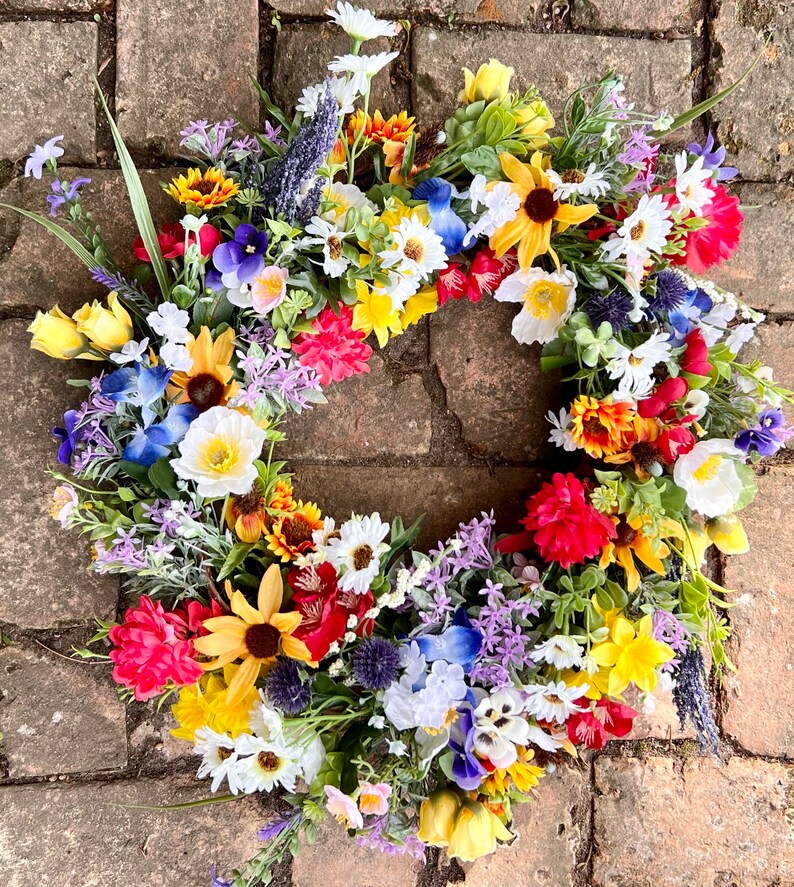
[194,727,242,794]
[325,512,390,595]
[471,687,530,768]
[326,1,398,40]
[532,635,584,669]
[673,438,745,518]
[328,51,399,94]
[522,680,586,724]
[674,152,715,216]
[378,216,448,281]
[601,193,673,281]
[547,163,610,201]
[607,331,672,398]
[304,216,351,278]
[233,734,302,793]
[171,406,267,498]
[296,75,359,118]
[494,265,578,346]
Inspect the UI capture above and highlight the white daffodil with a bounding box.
[547,163,610,201]
[673,152,715,216]
[471,688,530,768]
[522,680,586,725]
[607,331,672,398]
[326,512,390,595]
[673,438,745,518]
[328,51,399,95]
[326,1,398,41]
[296,75,359,118]
[171,406,267,498]
[532,635,584,669]
[494,265,578,346]
[304,216,351,278]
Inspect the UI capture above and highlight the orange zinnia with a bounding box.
[569,396,635,458]
[193,564,314,706]
[346,109,417,146]
[165,167,240,210]
[265,500,324,562]
[490,152,597,270]
[169,326,238,412]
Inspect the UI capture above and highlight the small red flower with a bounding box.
[681,328,712,377]
[567,709,608,749]
[671,184,743,275]
[437,262,468,305]
[597,699,638,738]
[656,424,696,463]
[133,222,222,263]
[175,598,223,637]
[637,376,689,419]
[466,247,510,302]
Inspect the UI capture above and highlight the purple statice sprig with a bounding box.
[231,343,326,422]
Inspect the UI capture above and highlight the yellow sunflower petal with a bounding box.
[280,634,315,664]
[201,616,248,636]
[499,152,535,191]
[193,633,246,658]
[270,611,303,635]
[258,564,284,620]
[230,590,265,625]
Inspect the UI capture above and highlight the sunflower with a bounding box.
[226,479,268,543]
[193,565,314,706]
[265,500,324,562]
[598,515,682,592]
[169,326,238,412]
[490,152,597,270]
[569,395,635,459]
[346,109,417,145]
[604,415,662,479]
[165,167,240,210]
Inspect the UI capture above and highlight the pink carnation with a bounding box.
[108,596,203,700]
[292,306,373,386]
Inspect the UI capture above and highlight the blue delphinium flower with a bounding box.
[688,132,738,182]
[53,409,80,465]
[412,177,468,255]
[735,408,790,456]
[448,707,487,790]
[47,177,91,217]
[122,403,198,466]
[415,610,483,672]
[667,286,714,343]
[101,363,172,427]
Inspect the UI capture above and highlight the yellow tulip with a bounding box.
[28,305,97,360]
[459,59,514,104]
[417,789,461,847]
[514,99,555,143]
[706,514,750,555]
[447,798,513,862]
[73,291,132,352]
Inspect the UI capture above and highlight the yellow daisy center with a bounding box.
[630,220,646,241]
[523,281,568,319]
[352,543,374,571]
[257,750,282,772]
[692,454,722,484]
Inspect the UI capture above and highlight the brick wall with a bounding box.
[0,2,793,885]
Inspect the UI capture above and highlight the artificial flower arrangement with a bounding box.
[10,4,790,884]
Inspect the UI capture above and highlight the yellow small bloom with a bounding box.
[460,59,514,104]
[401,284,439,328]
[265,500,324,562]
[170,679,210,742]
[447,798,513,862]
[165,167,240,210]
[72,291,132,353]
[268,479,297,513]
[705,514,749,555]
[418,789,461,847]
[599,515,675,593]
[482,746,545,796]
[352,280,403,347]
[590,614,675,697]
[28,305,97,360]
[514,99,555,143]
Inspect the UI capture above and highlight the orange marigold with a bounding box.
[346,109,417,146]
[569,396,635,459]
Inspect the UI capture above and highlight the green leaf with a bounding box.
[217,543,254,581]
[0,204,97,267]
[252,78,293,133]
[119,459,151,485]
[148,457,180,498]
[93,76,170,300]
[114,794,241,811]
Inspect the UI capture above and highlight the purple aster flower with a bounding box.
[586,288,633,331]
[207,223,269,290]
[47,177,91,217]
[353,637,402,690]
[24,135,64,179]
[265,660,312,714]
[688,132,738,182]
[735,408,791,456]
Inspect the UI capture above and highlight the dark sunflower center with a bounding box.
[186,373,225,411]
[193,179,217,195]
[257,751,281,772]
[283,516,314,548]
[524,187,559,224]
[245,622,281,659]
[631,441,659,470]
[235,486,265,516]
[615,519,638,547]
[352,544,374,571]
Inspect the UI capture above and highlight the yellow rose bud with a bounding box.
[73,291,132,352]
[705,514,750,555]
[447,798,513,863]
[514,99,555,144]
[28,305,96,360]
[417,789,461,847]
[459,59,514,104]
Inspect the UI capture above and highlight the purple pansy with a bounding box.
[735,408,791,456]
[206,223,269,291]
[448,708,488,790]
[53,409,80,465]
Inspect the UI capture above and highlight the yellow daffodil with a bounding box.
[705,514,749,554]
[72,291,132,353]
[590,614,675,697]
[193,564,314,706]
[447,798,513,862]
[165,167,240,210]
[562,664,612,701]
[28,305,97,360]
[170,664,259,741]
[418,789,462,846]
[352,280,403,347]
[491,152,597,270]
[460,59,514,104]
[482,746,545,796]
[400,284,439,328]
[169,326,238,412]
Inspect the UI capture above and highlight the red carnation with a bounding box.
[292,305,373,386]
[637,376,689,419]
[519,472,616,569]
[681,328,712,377]
[671,184,743,275]
[133,222,222,263]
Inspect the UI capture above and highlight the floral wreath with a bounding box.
[12,5,787,885]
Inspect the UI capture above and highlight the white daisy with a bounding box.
[233,734,302,793]
[109,338,149,365]
[160,341,193,373]
[296,75,359,118]
[532,635,584,669]
[194,727,242,794]
[673,438,745,518]
[547,408,577,452]
[325,512,390,595]
[147,302,191,343]
[378,217,448,281]
[326,1,397,41]
[464,177,520,246]
[494,265,578,346]
[304,216,351,278]
[601,193,673,281]
[323,181,377,224]
[248,694,284,741]
[547,163,610,201]
[328,51,399,95]
[380,270,419,312]
[522,680,586,724]
[607,331,672,398]
[673,152,714,216]
[524,723,565,752]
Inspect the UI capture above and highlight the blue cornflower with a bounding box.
[412,177,468,255]
[47,177,91,217]
[688,133,738,182]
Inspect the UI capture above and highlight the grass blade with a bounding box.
[92,76,171,300]
[0,203,98,267]
[113,794,241,811]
